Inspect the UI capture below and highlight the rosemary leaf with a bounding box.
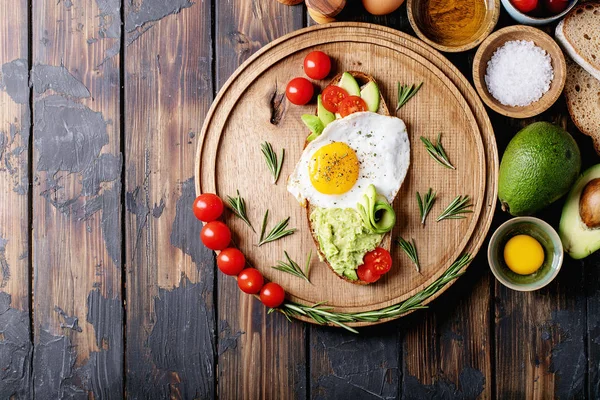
[420,133,455,170]
[261,141,284,184]
[226,190,255,232]
[396,236,421,273]
[396,82,423,111]
[258,210,296,246]
[276,253,473,333]
[259,209,269,243]
[437,195,473,222]
[272,250,312,283]
[416,188,436,225]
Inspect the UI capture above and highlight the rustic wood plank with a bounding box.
[401,254,491,399]
[0,0,32,398]
[123,0,216,398]
[311,325,400,399]
[493,106,590,399]
[31,0,123,397]
[214,1,307,399]
[494,256,586,399]
[586,252,600,399]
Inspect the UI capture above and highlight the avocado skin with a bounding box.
[559,164,600,259]
[498,122,581,216]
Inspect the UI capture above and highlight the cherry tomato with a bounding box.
[237,268,264,294]
[357,264,381,283]
[510,0,538,13]
[200,221,231,250]
[545,0,569,14]
[260,282,285,308]
[303,51,331,80]
[321,85,349,113]
[192,193,224,222]
[364,247,393,275]
[338,95,368,117]
[286,77,314,105]
[217,248,246,276]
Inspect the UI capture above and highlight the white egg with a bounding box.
[288,111,410,209]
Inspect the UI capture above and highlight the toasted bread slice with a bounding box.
[306,71,393,285]
[555,2,600,81]
[564,58,600,154]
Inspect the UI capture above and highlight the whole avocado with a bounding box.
[498,122,581,216]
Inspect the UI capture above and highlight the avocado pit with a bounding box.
[580,178,600,229]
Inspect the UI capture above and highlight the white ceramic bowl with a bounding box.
[488,217,564,291]
[500,0,578,25]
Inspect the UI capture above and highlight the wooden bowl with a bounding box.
[472,26,567,119]
[407,0,500,53]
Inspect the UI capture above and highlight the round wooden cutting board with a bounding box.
[196,23,498,326]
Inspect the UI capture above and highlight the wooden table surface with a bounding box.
[0,0,598,398]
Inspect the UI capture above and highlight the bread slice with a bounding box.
[555,2,600,81]
[306,71,393,285]
[564,58,600,154]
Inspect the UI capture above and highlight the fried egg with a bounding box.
[288,111,410,209]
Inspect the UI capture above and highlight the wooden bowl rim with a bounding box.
[407,0,501,53]
[472,25,567,119]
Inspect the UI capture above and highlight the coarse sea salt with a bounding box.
[485,40,554,107]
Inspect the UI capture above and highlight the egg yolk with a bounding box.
[308,142,359,195]
[503,234,545,275]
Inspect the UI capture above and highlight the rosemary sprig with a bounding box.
[416,188,436,225]
[396,236,421,273]
[272,250,312,283]
[420,133,455,170]
[226,190,255,232]
[261,141,284,184]
[258,210,296,246]
[396,82,423,111]
[437,195,473,222]
[276,253,473,333]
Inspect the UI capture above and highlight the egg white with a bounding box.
[287,111,410,209]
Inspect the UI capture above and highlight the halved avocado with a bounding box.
[559,164,600,259]
[338,72,360,96]
[360,81,380,112]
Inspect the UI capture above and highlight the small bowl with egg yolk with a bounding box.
[488,216,563,291]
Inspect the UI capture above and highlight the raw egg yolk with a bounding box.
[503,234,545,275]
[308,142,359,195]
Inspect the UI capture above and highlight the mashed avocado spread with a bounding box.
[310,207,383,281]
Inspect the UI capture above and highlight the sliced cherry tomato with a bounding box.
[303,51,331,80]
[286,77,314,105]
[321,85,349,113]
[260,282,285,308]
[338,95,368,117]
[357,264,381,283]
[200,221,231,250]
[364,247,393,275]
[192,193,224,222]
[510,0,538,13]
[237,268,264,294]
[545,0,569,14]
[217,248,246,276]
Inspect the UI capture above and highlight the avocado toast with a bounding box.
[288,71,410,285]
